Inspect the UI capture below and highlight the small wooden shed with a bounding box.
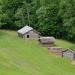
[62,49,75,60]
[39,37,55,46]
[17,26,40,39]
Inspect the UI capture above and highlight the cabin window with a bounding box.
[27,35,29,38]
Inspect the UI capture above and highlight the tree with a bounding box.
[36,4,59,36]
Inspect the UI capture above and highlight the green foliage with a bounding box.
[0,0,75,42]
[36,4,59,36]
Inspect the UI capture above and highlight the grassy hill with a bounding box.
[56,39,75,50]
[0,30,75,75]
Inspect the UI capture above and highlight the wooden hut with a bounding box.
[17,26,40,39]
[62,49,75,60]
[39,37,55,46]
[48,47,63,56]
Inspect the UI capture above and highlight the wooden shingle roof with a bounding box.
[17,26,33,35]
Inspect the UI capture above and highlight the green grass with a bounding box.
[0,30,75,75]
[56,39,75,50]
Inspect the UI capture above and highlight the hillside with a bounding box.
[56,39,75,50]
[0,30,75,75]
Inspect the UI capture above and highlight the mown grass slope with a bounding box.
[0,30,75,75]
[56,39,75,50]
